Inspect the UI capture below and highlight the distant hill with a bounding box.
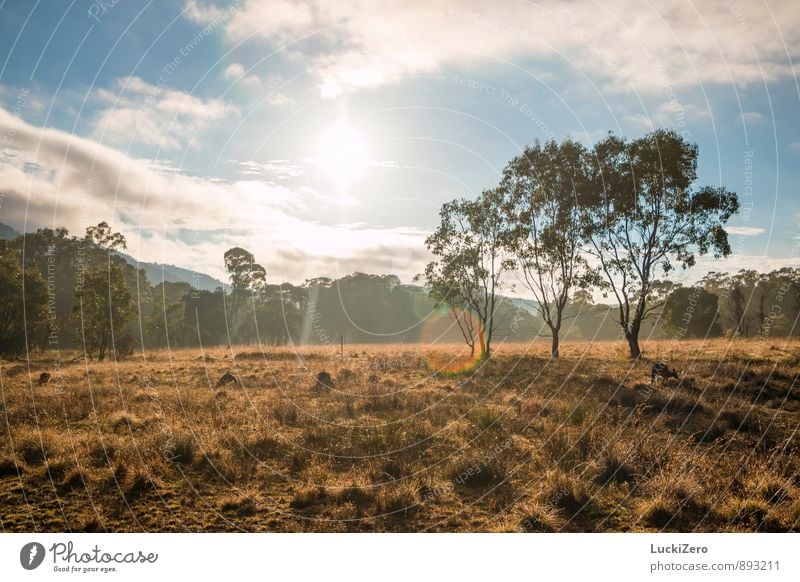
[0,222,226,292]
[0,223,20,240]
[118,253,226,292]
[508,297,539,315]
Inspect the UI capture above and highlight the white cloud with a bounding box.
[739,111,765,124]
[222,64,294,105]
[0,106,429,284]
[92,76,238,151]
[223,62,263,91]
[223,62,245,79]
[182,0,230,26]
[725,226,766,236]
[185,0,800,97]
[228,159,305,181]
[137,158,184,174]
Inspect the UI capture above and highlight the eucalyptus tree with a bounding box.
[223,246,267,341]
[583,129,739,358]
[76,223,133,360]
[501,138,597,357]
[419,188,514,359]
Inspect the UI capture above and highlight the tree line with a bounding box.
[0,225,541,358]
[0,220,797,360]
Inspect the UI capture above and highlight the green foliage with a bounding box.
[75,262,133,361]
[419,188,515,358]
[223,246,268,336]
[662,286,723,338]
[71,224,136,360]
[700,269,799,339]
[85,221,126,252]
[0,246,47,356]
[501,138,598,357]
[224,247,266,296]
[7,121,793,359]
[582,129,739,357]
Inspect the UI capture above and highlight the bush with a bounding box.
[0,456,22,477]
[468,406,505,431]
[290,487,326,510]
[220,491,259,517]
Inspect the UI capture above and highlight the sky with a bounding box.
[0,0,798,289]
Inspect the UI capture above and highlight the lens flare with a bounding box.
[419,305,487,374]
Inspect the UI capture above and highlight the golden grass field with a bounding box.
[1,339,798,532]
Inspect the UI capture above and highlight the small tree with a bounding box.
[583,129,739,358]
[501,138,597,357]
[419,188,514,359]
[420,258,482,358]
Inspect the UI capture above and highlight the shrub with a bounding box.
[468,406,505,431]
[595,455,635,486]
[639,496,675,529]
[220,491,259,517]
[108,411,146,433]
[0,456,22,477]
[376,483,419,517]
[17,432,59,465]
[274,401,299,425]
[170,433,196,465]
[520,505,561,532]
[290,487,326,510]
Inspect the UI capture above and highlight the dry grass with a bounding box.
[1,338,798,532]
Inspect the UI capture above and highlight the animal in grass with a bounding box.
[651,362,678,383]
[216,372,238,387]
[38,372,51,385]
[316,371,333,389]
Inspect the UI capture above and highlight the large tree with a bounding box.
[583,129,739,358]
[501,138,597,357]
[419,188,514,359]
[223,246,267,343]
[75,223,133,360]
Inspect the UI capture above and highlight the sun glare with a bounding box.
[315,123,369,190]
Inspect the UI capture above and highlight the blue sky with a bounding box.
[0,0,798,287]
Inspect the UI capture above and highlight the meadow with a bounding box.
[1,339,798,532]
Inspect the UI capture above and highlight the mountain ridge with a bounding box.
[0,222,226,292]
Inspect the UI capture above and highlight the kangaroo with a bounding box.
[651,362,678,384]
[216,372,238,387]
[38,372,52,385]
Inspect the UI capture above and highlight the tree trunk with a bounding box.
[551,331,560,358]
[626,329,641,359]
[478,326,488,359]
[98,333,107,361]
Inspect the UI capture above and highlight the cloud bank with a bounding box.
[186,0,800,96]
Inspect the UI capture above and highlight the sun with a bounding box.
[315,123,369,190]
